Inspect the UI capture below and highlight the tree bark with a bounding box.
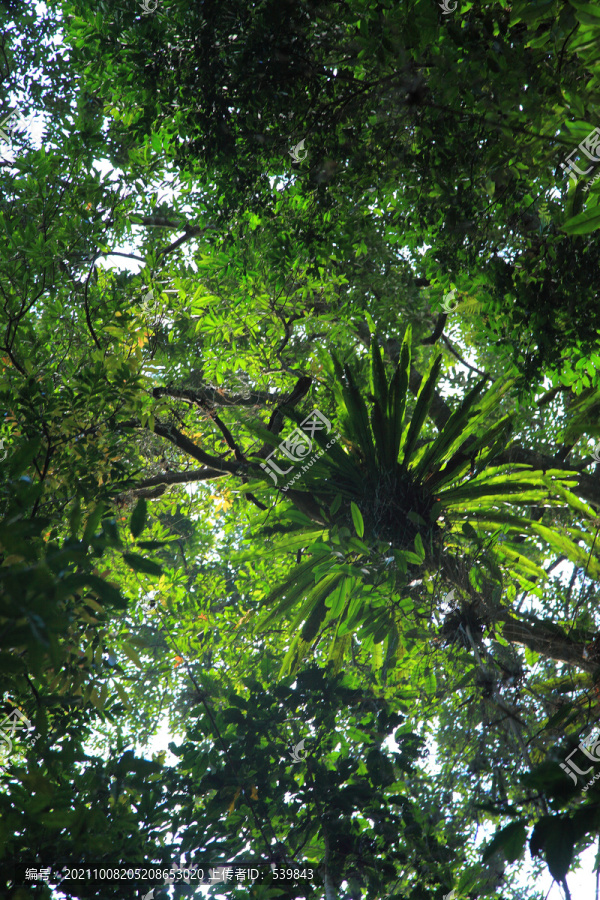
[499,615,597,674]
[152,385,279,407]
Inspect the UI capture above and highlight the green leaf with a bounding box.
[342,365,377,475]
[130,497,147,538]
[121,643,143,668]
[330,493,343,515]
[400,354,443,469]
[69,500,82,539]
[562,205,600,234]
[572,0,600,26]
[413,376,488,480]
[82,504,105,544]
[545,818,575,881]
[350,502,365,538]
[259,558,326,628]
[370,338,388,408]
[416,529,426,554]
[543,705,575,732]
[122,553,163,576]
[483,821,527,864]
[388,326,411,464]
[301,596,329,642]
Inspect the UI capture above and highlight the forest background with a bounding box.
[2,1,600,899]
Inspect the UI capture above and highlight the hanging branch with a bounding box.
[441,333,489,378]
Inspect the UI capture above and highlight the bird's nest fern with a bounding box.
[239,328,600,675]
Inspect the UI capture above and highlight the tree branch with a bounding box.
[158,224,217,259]
[152,421,242,474]
[437,550,597,674]
[441,333,489,378]
[256,375,313,457]
[500,615,597,675]
[209,411,247,462]
[153,385,279,407]
[125,467,229,499]
[421,312,448,345]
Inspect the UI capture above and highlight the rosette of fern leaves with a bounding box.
[241,327,600,675]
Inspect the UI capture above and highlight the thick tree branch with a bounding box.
[256,375,313,457]
[500,615,597,675]
[134,468,228,490]
[421,312,448,345]
[210,411,247,462]
[152,421,242,474]
[153,385,279,407]
[117,376,314,502]
[437,550,597,674]
[139,215,186,229]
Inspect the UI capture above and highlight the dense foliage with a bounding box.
[1,1,600,899]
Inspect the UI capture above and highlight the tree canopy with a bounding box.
[2,1,600,899]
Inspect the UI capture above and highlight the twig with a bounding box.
[157,224,217,259]
[83,256,102,350]
[441,334,489,378]
[208,411,247,463]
